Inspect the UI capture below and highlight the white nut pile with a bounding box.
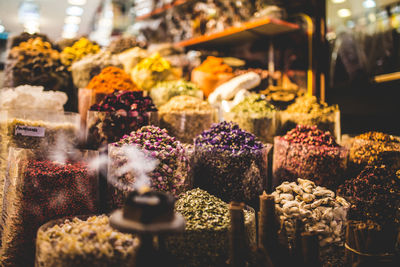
[272,178,350,247]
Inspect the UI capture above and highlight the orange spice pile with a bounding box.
[194,56,232,74]
[86,66,140,94]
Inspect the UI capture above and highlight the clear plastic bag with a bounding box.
[159,109,216,144]
[223,111,278,144]
[278,109,341,143]
[272,137,348,190]
[0,148,99,267]
[107,144,190,211]
[35,215,138,267]
[78,88,109,125]
[0,110,80,216]
[349,137,400,177]
[192,144,272,206]
[164,206,256,267]
[86,110,158,150]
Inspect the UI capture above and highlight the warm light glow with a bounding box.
[68,0,87,5]
[64,16,81,24]
[66,6,84,16]
[63,23,79,32]
[24,20,40,34]
[62,31,77,39]
[332,0,346,3]
[363,0,376,8]
[338,8,351,18]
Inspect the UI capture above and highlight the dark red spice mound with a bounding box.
[337,165,400,226]
[281,125,339,147]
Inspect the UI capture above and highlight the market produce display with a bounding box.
[131,52,180,91]
[338,165,400,226]
[159,95,215,143]
[208,72,261,105]
[79,66,140,124]
[0,110,79,216]
[107,35,146,54]
[71,51,123,89]
[0,85,67,111]
[165,188,256,267]
[87,90,157,149]
[108,126,188,209]
[117,47,148,74]
[272,178,349,247]
[192,121,270,206]
[8,32,56,49]
[60,37,100,68]
[0,148,98,267]
[3,37,74,110]
[224,94,277,143]
[150,80,203,107]
[279,95,340,141]
[191,56,234,97]
[349,131,400,176]
[273,125,348,190]
[36,215,139,267]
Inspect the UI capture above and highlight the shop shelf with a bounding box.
[176,17,299,48]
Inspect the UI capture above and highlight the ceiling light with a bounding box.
[363,0,376,8]
[68,0,87,5]
[338,8,351,18]
[66,6,84,16]
[63,23,79,32]
[62,31,77,39]
[64,16,81,24]
[332,0,346,3]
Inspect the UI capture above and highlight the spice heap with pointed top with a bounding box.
[273,125,348,190]
[193,122,268,205]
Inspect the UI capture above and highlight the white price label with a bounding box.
[15,125,46,137]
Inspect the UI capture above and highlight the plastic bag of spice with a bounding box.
[164,189,256,267]
[158,95,217,144]
[278,96,341,142]
[35,215,139,267]
[0,147,99,267]
[348,132,400,177]
[272,126,348,190]
[223,94,278,144]
[192,122,272,207]
[107,126,190,211]
[0,110,80,216]
[85,90,158,150]
[78,66,140,125]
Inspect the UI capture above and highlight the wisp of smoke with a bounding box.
[115,145,159,191]
[47,133,75,164]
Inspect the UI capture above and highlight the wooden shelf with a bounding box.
[135,0,188,21]
[175,17,300,48]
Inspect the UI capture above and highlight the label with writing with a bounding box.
[15,125,46,137]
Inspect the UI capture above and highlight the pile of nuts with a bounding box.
[272,178,349,247]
